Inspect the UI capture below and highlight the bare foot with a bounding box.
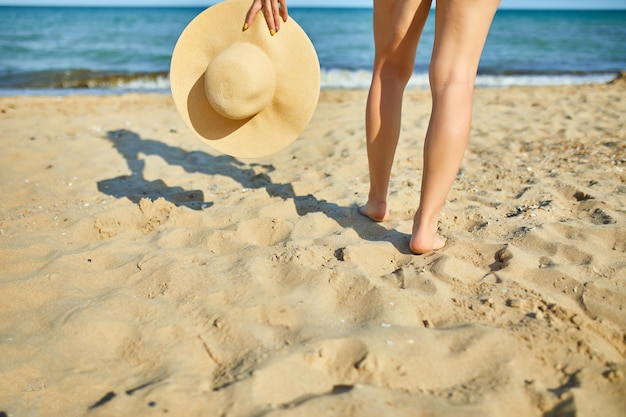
[410,219,446,254]
[358,200,389,222]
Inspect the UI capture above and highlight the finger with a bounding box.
[262,0,277,35]
[243,0,262,30]
[270,0,282,32]
[279,0,288,22]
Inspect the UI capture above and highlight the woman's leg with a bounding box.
[359,0,432,222]
[410,0,500,254]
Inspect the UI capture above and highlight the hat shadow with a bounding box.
[97,129,412,254]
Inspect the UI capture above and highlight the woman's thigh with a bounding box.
[430,0,500,84]
[372,0,432,73]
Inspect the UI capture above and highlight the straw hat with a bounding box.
[170,0,320,159]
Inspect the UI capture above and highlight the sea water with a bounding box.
[0,6,624,95]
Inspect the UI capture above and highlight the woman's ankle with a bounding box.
[410,229,446,254]
[358,199,389,222]
[410,209,445,254]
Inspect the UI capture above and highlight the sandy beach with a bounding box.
[0,80,625,416]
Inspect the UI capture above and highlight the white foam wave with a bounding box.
[475,73,617,88]
[318,69,617,90]
[121,74,171,91]
[0,70,618,97]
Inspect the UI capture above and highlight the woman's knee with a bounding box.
[376,53,415,86]
[428,61,476,93]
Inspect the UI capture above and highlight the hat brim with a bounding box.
[170,0,320,159]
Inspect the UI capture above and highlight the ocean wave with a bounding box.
[475,73,618,88]
[0,68,620,96]
[0,69,170,91]
[320,69,618,89]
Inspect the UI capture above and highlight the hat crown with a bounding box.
[204,42,276,120]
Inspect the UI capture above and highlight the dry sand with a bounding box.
[0,81,625,416]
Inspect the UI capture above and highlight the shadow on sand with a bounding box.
[97,129,412,254]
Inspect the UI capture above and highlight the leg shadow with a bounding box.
[97,129,411,253]
[98,129,210,210]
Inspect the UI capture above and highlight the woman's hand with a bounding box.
[243,0,288,36]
